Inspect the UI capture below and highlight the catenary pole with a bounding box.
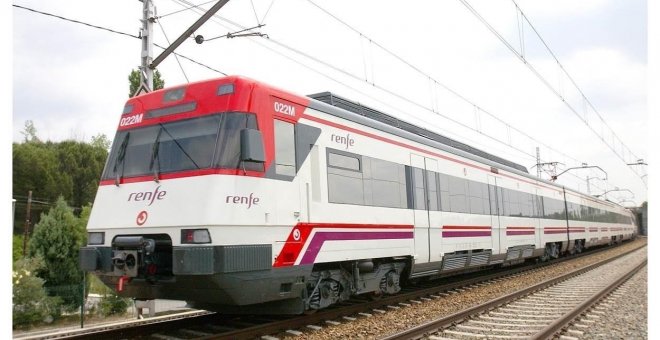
[137,0,155,94]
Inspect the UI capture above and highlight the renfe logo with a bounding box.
[331,133,354,149]
[128,186,167,206]
[226,193,260,209]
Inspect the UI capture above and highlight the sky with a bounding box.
[4,0,658,335]
[9,0,650,208]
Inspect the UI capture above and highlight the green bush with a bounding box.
[13,257,61,328]
[99,294,131,316]
[13,235,24,264]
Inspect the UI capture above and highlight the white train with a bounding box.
[80,76,637,313]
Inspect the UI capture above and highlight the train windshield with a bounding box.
[102,112,257,181]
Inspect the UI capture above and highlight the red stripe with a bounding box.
[506,226,535,236]
[99,168,264,186]
[442,225,492,230]
[274,222,414,267]
[507,230,535,235]
[301,223,413,230]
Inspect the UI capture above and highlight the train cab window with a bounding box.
[214,113,259,170]
[274,120,296,176]
[102,113,258,181]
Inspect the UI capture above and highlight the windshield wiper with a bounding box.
[159,123,201,170]
[113,132,131,186]
[149,128,163,182]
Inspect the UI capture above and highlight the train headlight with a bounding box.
[87,232,105,245]
[181,229,211,244]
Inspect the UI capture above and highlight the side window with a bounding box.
[327,149,364,205]
[328,152,360,171]
[448,175,468,213]
[439,173,450,212]
[519,192,532,217]
[368,157,408,209]
[274,120,296,176]
[507,189,521,217]
[468,180,488,215]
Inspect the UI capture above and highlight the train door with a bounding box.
[534,189,542,248]
[487,176,502,254]
[272,119,302,227]
[410,154,437,264]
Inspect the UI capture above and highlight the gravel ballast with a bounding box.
[283,239,646,340]
[564,264,647,340]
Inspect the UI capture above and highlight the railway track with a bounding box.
[382,245,647,340]
[19,240,645,340]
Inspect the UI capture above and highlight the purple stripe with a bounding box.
[507,231,535,236]
[544,230,566,234]
[442,231,491,238]
[299,231,413,265]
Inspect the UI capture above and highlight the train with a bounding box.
[79,75,637,314]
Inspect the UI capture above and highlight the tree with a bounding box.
[54,141,108,210]
[12,142,71,233]
[91,133,111,150]
[28,197,86,308]
[13,140,108,234]
[128,69,165,97]
[20,120,40,143]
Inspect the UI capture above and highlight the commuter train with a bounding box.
[80,76,636,314]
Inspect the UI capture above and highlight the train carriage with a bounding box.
[80,75,636,314]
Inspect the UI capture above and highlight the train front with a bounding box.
[79,76,311,314]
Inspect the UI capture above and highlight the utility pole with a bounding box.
[136,0,155,95]
[22,191,32,257]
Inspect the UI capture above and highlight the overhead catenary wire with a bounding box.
[156,19,190,82]
[12,4,227,76]
[301,0,613,192]
[12,4,140,40]
[458,0,646,185]
[156,0,216,19]
[303,0,588,167]
[512,0,644,173]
